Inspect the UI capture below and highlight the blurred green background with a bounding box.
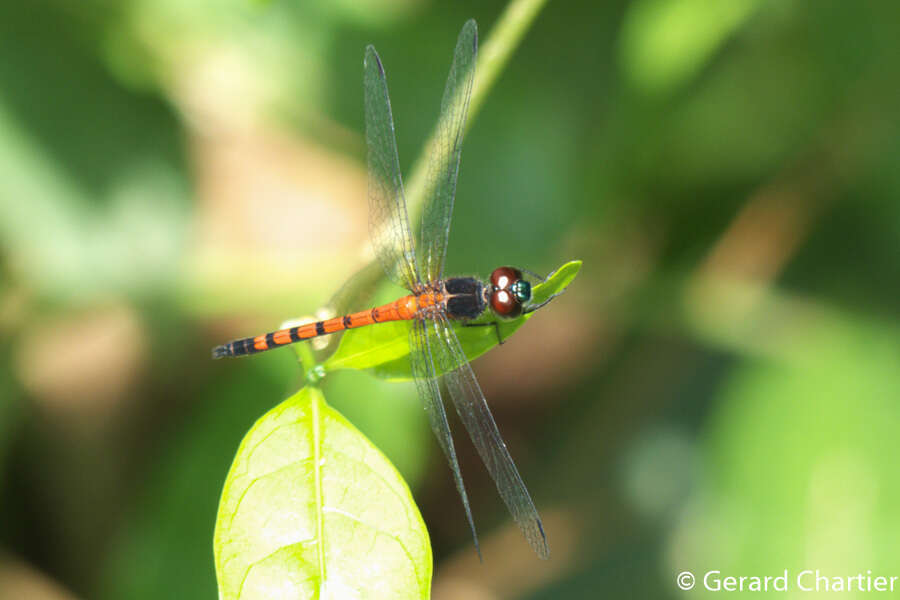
[2,0,899,598]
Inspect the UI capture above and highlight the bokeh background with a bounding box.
[2,0,899,597]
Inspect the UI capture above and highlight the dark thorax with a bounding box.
[443,277,487,320]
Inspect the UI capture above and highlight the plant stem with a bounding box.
[293,342,320,383]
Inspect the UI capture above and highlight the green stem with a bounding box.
[293,342,322,385]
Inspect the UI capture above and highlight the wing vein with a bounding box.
[433,314,549,559]
[408,318,481,557]
[364,46,420,290]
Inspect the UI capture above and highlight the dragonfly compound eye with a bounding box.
[490,266,523,290]
[490,289,523,318]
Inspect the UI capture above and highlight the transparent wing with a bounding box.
[321,260,385,317]
[364,46,420,290]
[408,318,481,557]
[419,19,477,283]
[432,314,550,559]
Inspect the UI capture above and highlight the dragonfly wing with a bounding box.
[409,317,481,557]
[321,260,385,317]
[432,314,550,559]
[419,19,477,283]
[364,46,420,290]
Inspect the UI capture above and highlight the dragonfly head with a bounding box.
[488,266,531,318]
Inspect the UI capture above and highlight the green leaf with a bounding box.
[323,260,582,380]
[214,386,431,600]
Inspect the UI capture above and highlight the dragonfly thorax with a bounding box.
[443,277,487,320]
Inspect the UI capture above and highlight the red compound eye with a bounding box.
[490,289,523,317]
[490,266,522,290]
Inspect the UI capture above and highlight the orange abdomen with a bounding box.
[212,292,443,358]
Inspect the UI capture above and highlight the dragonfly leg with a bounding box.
[518,267,545,281]
[462,320,504,345]
[516,267,564,313]
[524,290,564,314]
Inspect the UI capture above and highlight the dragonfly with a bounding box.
[213,19,551,560]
